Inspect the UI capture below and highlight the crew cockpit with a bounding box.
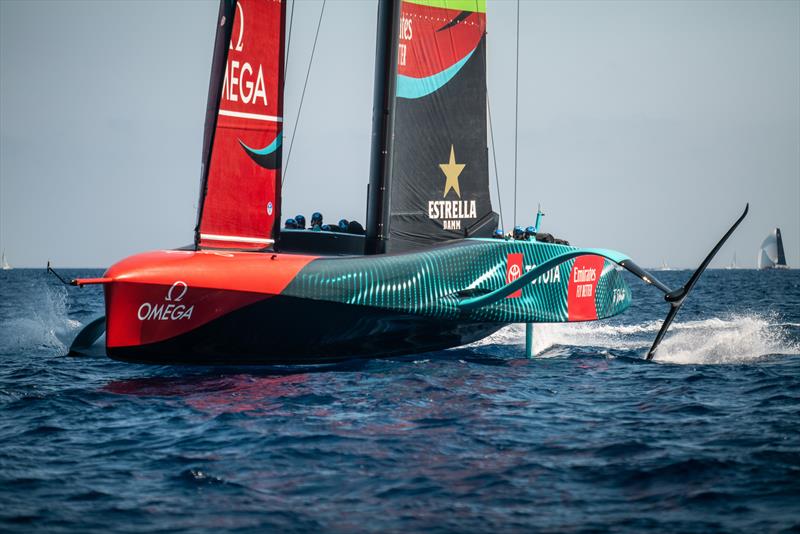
[284,212,365,235]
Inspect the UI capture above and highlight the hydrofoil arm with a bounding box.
[638,203,749,360]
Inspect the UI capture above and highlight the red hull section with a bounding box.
[102,250,315,349]
[567,255,606,322]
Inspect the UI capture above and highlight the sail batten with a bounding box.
[196,0,286,250]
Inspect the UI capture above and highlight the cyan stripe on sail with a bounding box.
[240,132,282,155]
[396,49,475,99]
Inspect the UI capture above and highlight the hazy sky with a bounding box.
[1,0,798,268]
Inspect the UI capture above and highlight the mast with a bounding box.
[195,0,237,249]
[365,0,401,255]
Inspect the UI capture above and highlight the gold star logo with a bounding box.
[439,145,465,198]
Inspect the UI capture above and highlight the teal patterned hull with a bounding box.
[283,238,632,323]
[102,238,635,364]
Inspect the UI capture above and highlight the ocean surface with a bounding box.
[1,267,798,532]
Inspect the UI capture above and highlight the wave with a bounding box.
[0,284,81,355]
[469,313,799,365]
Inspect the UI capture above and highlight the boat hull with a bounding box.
[99,239,632,364]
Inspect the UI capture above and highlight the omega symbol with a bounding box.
[230,1,245,52]
[166,281,188,302]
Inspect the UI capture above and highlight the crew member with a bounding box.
[295,214,306,230]
[284,218,298,229]
[347,220,365,235]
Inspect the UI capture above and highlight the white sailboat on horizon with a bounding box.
[758,228,789,270]
[1,251,11,271]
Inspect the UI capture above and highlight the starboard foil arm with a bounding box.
[640,203,749,360]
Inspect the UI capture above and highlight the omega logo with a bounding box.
[137,281,194,321]
[165,281,188,302]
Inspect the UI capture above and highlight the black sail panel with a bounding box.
[776,228,787,266]
[385,0,497,253]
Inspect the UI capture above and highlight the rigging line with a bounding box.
[487,99,505,232]
[283,0,326,186]
[513,0,520,228]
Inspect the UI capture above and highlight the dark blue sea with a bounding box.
[1,268,798,533]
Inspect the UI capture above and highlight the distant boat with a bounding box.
[726,252,738,270]
[658,259,672,271]
[758,228,789,270]
[1,252,11,270]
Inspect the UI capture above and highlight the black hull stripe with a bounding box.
[108,295,504,365]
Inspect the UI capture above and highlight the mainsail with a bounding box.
[195,0,286,250]
[369,0,498,254]
[758,227,788,269]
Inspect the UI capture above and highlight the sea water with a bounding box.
[0,268,798,532]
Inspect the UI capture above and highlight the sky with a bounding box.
[1,0,798,268]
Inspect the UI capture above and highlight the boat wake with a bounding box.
[2,280,796,368]
[470,314,799,365]
[0,284,81,356]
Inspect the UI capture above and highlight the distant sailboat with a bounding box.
[1,252,11,271]
[658,259,672,271]
[758,228,788,270]
[726,252,738,270]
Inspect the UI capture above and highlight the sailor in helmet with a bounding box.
[284,217,298,229]
[513,226,525,240]
[294,214,306,230]
[310,212,323,230]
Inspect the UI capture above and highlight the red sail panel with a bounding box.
[198,0,285,250]
[396,2,484,79]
